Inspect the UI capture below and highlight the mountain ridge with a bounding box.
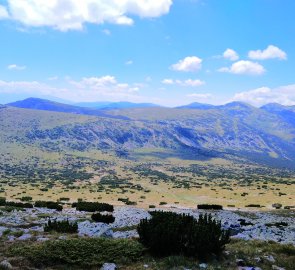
[1,99,295,168]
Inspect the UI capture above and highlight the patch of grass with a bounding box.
[7,238,144,267]
[226,239,295,270]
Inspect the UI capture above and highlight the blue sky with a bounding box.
[0,0,295,106]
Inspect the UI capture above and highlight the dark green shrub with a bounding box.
[245,204,262,208]
[5,201,33,208]
[91,213,115,224]
[20,196,33,202]
[35,201,63,211]
[197,204,223,210]
[0,197,6,206]
[44,219,78,233]
[74,201,114,212]
[137,211,230,258]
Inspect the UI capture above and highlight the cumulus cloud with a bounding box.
[0,5,9,19]
[218,60,265,75]
[187,93,213,99]
[171,56,202,72]
[232,84,295,107]
[1,0,173,31]
[162,78,205,87]
[0,75,144,102]
[223,48,239,61]
[7,64,26,70]
[248,45,287,60]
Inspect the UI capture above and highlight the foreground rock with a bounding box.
[0,206,294,245]
[101,263,117,270]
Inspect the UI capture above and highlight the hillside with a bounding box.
[1,101,295,168]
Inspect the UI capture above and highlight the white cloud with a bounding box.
[187,93,213,99]
[0,80,68,96]
[2,0,173,31]
[125,60,133,65]
[7,64,26,70]
[171,56,202,72]
[162,79,174,85]
[162,78,205,87]
[232,84,295,106]
[0,75,145,102]
[218,60,265,75]
[0,5,9,19]
[102,29,111,35]
[248,45,287,60]
[223,48,239,61]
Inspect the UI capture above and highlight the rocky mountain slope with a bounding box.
[1,99,295,168]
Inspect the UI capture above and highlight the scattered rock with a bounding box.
[254,257,262,263]
[113,229,138,239]
[236,259,246,267]
[78,221,113,238]
[37,237,50,242]
[17,233,32,241]
[199,263,208,269]
[238,267,262,270]
[264,255,275,263]
[101,263,117,270]
[0,260,13,269]
[272,266,286,270]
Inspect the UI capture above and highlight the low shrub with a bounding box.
[8,238,144,267]
[245,204,262,208]
[238,219,254,226]
[137,211,230,258]
[0,197,6,206]
[197,204,223,210]
[44,219,78,233]
[35,201,63,211]
[91,213,115,224]
[73,201,114,212]
[272,203,282,209]
[265,222,288,227]
[20,196,33,202]
[5,201,33,208]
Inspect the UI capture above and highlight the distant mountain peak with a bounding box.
[221,101,254,109]
[176,102,215,110]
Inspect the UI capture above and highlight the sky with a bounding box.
[0,0,295,107]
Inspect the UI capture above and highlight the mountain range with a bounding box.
[1,97,295,169]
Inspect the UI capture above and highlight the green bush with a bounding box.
[197,204,223,210]
[91,213,115,224]
[5,201,33,208]
[245,204,262,208]
[73,201,114,212]
[20,196,33,202]
[44,219,78,233]
[0,197,6,206]
[35,201,63,211]
[137,211,230,258]
[8,238,144,267]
